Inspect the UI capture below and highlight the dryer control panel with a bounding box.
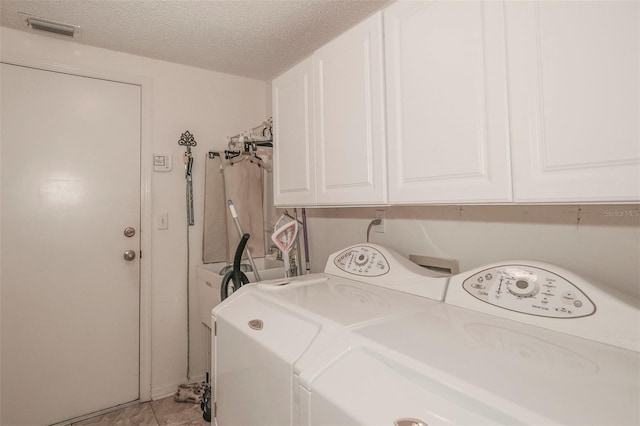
[333,245,390,277]
[325,244,450,301]
[462,265,595,318]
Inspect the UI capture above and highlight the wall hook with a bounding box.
[179,130,197,226]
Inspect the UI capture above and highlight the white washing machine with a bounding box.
[211,244,449,426]
[213,244,640,425]
[297,260,640,425]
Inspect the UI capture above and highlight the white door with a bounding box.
[385,0,512,204]
[273,56,317,206]
[1,63,141,425]
[314,11,387,205]
[506,1,640,202]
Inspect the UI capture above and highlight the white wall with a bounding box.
[304,205,640,298]
[1,27,266,398]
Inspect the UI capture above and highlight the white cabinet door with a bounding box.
[385,1,512,204]
[314,12,387,205]
[273,57,316,206]
[506,1,640,202]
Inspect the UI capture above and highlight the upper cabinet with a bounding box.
[385,0,512,204]
[314,12,387,205]
[273,12,386,207]
[506,1,639,202]
[273,1,639,206]
[273,57,316,206]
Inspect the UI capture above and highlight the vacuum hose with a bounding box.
[220,233,251,301]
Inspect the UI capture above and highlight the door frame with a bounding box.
[0,54,153,402]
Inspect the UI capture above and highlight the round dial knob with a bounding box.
[354,253,369,266]
[507,279,539,297]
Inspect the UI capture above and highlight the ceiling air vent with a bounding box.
[18,13,81,38]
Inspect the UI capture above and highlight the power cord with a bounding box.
[366,219,382,242]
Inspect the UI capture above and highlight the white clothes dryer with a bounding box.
[211,244,449,426]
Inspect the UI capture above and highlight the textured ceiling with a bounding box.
[0,0,390,80]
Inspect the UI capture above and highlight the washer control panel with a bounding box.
[333,245,390,277]
[463,265,595,318]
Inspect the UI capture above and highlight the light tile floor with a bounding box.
[72,396,208,426]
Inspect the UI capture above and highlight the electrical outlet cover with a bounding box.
[375,210,385,233]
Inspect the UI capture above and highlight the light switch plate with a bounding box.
[157,212,169,230]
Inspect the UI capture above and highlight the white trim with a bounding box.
[0,54,153,403]
[139,72,154,404]
[0,57,3,425]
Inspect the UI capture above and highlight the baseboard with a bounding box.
[151,374,207,400]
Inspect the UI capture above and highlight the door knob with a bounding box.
[123,250,136,261]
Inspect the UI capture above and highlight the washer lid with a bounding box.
[300,302,639,425]
[251,272,444,376]
[256,273,436,327]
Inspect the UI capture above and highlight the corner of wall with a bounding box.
[265,79,273,117]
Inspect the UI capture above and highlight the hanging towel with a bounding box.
[258,148,279,246]
[203,154,229,263]
[223,159,266,260]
